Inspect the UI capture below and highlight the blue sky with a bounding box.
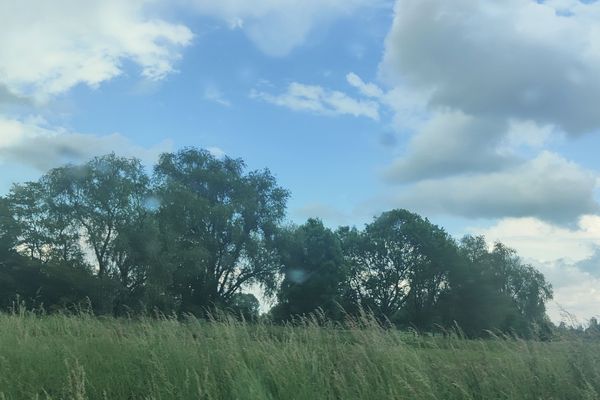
[2,0,600,321]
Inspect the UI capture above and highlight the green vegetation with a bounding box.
[0,148,554,339]
[0,311,598,400]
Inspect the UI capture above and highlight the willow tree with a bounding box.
[154,148,289,314]
[273,218,346,321]
[339,209,459,329]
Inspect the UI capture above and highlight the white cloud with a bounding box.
[346,73,430,131]
[381,0,600,135]
[539,260,600,323]
[394,152,599,224]
[471,215,600,263]
[346,73,384,98]
[0,116,171,171]
[204,85,231,107]
[252,72,431,132]
[251,82,380,120]
[207,146,226,158]
[376,0,600,321]
[0,0,193,100]
[549,280,600,324]
[503,119,559,151]
[384,111,516,182]
[374,0,600,224]
[182,0,387,56]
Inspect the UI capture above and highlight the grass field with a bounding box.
[1,312,598,400]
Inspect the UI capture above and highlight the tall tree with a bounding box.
[489,241,553,334]
[7,182,49,261]
[154,148,289,314]
[0,196,18,257]
[340,209,458,328]
[0,195,119,314]
[42,154,151,277]
[273,219,346,321]
[446,235,553,337]
[7,154,154,302]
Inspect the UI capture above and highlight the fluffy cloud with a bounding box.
[384,112,563,183]
[575,248,600,278]
[251,82,380,120]
[540,261,600,323]
[346,73,384,98]
[376,0,600,223]
[384,111,516,182]
[206,146,227,158]
[203,85,231,107]
[471,215,600,263]
[182,0,386,56]
[0,117,171,172]
[0,0,193,100]
[394,152,599,224]
[0,85,29,107]
[381,0,600,135]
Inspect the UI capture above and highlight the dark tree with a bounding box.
[4,155,156,313]
[51,154,151,278]
[444,235,553,337]
[272,219,346,321]
[0,150,555,332]
[0,196,18,257]
[154,148,289,315]
[7,154,151,277]
[339,209,458,329]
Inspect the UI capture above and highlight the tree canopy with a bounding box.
[0,149,554,337]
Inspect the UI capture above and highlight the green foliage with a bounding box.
[0,196,18,256]
[442,236,553,337]
[338,210,461,330]
[45,153,151,277]
[154,148,289,315]
[273,218,346,321]
[6,154,151,276]
[0,257,118,314]
[0,313,598,400]
[0,149,553,337]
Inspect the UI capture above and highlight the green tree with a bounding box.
[7,154,151,277]
[446,235,553,337]
[7,182,50,261]
[442,235,513,336]
[0,196,18,257]
[273,219,346,321]
[5,155,157,313]
[154,148,289,315]
[340,209,458,329]
[55,154,151,278]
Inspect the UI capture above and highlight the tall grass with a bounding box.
[0,310,598,399]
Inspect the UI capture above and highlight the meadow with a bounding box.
[0,311,598,400]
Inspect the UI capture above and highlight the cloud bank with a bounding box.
[182,0,387,56]
[0,0,193,100]
[376,0,600,224]
[381,0,600,135]
[0,117,171,171]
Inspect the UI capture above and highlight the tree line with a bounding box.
[0,148,553,337]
